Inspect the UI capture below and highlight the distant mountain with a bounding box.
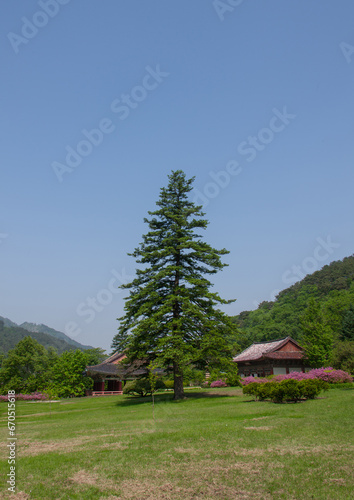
[0,317,93,355]
[0,317,18,328]
[19,322,92,350]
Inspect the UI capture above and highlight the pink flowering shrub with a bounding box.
[210,380,227,388]
[273,368,352,384]
[242,368,352,386]
[0,392,48,402]
[241,377,268,386]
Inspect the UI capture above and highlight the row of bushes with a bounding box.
[241,367,352,386]
[243,378,329,403]
[123,373,238,396]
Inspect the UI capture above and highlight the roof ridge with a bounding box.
[250,336,289,346]
[233,336,301,362]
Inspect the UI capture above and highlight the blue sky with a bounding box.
[1,0,353,353]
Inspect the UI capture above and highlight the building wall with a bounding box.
[278,341,302,352]
[273,367,287,375]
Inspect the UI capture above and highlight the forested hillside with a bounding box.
[232,255,354,352]
[19,322,92,350]
[0,317,92,355]
[0,322,78,356]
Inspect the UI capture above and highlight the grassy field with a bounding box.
[0,386,353,499]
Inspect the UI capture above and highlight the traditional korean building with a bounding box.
[86,351,126,395]
[233,336,308,377]
[86,351,164,396]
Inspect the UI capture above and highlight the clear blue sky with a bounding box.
[1,1,354,353]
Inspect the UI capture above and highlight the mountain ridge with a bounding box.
[19,321,92,350]
[0,317,93,354]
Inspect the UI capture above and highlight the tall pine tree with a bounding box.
[111,170,237,399]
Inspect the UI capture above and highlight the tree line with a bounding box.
[0,336,105,397]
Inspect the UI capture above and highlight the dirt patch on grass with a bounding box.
[268,444,354,456]
[244,426,273,431]
[18,436,95,456]
[70,469,100,486]
[173,446,198,455]
[325,478,346,484]
[1,493,30,500]
[233,448,265,457]
[117,478,265,500]
[68,468,119,493]
[114,458,267,500]
[100,442,129,450]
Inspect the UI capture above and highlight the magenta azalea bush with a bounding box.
[241,368,352,386]
[241,377,268,386]
[0,392,48,402]
[210,380,227,388]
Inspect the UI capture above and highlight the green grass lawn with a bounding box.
[0,387,353,499]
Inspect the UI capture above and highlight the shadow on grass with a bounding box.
[116,388,242,408]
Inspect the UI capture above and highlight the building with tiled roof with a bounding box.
[233,336,308,377]
[86,352,164,396]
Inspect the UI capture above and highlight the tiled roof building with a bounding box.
[86,352,164,396]
[233,336,308,377]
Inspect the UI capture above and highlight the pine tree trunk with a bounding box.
[173,361,185,400]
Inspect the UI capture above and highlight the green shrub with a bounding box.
[226,371,241,387]
[299,379,329,399]
[256,382,276,401]
[242,382,259,399]
[123,378,165,397]
[164,380,174,390]
[275,379,302,403]
[243,378,329,403]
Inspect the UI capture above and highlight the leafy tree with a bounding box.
[0,336,52,394]
[111,170,237,399]
[84,347,107,365]
[341,304,354,341]
[300,299,334,367]
[331,340,354,373]
[49,350,92,398]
